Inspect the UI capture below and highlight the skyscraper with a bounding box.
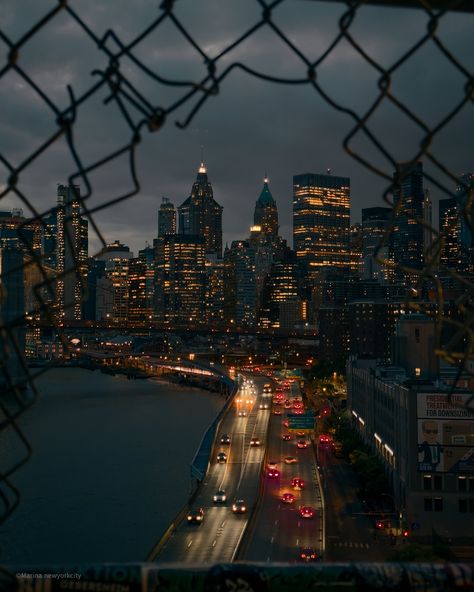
[154,234,206,325]
[392,161,424,273]
[455,172,474,273]
[293,172,351,281]
[223,240,257,327]
[254,176,279,239]
[258,249,303,330]
[439,173,474,273]
[158,197,176,237]
[439,196,461,270]
[178,162,223,258]
[96,241,133,325]
[361,206,392,281]
[56,184,88,321]
[0,239,26,393]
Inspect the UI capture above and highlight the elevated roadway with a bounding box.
[151,376,271,563]
[240,381,324,562]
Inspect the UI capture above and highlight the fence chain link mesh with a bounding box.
[0,0,473,525]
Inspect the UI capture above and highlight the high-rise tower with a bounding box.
[158,197,176,237]
[56,184,88,321]
[293,172,351,282]
[439,172,474,272]
[392,161,424,272]
[178,162,223,258]
[254,176,279,238]
[361,206,392,281]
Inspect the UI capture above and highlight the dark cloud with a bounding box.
[1,1,473,255]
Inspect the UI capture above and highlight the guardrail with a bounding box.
[8,562,474,591]
[146,376,238,561]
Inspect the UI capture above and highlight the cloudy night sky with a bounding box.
[1,0,473,256]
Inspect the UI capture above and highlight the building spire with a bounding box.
[198,145,207,174]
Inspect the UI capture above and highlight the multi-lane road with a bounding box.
[240,381,324,562]
[153,377,271,563]
[153,376,324,563]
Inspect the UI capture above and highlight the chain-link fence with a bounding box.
[0,0,473,528]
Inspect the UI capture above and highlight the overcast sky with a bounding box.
[1,0,473,256]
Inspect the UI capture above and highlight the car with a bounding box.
[296,431,306,438]
[293,401,303,409]
[284,402,292,409]
[267,460,278,469]
[232,499,247,514]
[263,383,272,393]
[238,410,247,417]
[217,452,227,463]
[319,434,331,444]
[300,547,318,562]
[299,506,315,518]
[268,468,280,478]
[282,433,292,441]
[273,409,282,415]
[285,456,297,464]
[187,508,204,524]
[220,434,231,445]
[294,408,304,415]
[250,437,261,446]
[213,489,227,503]
[297,440,309,449]
[291,477,305,490]
[259,402,269,410]
[282,492,296,504]
[272,399,282,405]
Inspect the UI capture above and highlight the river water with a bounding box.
[0,368,224,564]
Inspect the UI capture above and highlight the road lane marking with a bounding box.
[271,537,274,543]
[212,540,217,547]
[296,538,299,545]
[187,540,193,548]
[221,521,226,527]
[274,519,278,525]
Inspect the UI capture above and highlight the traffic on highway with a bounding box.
[154,374,324,564]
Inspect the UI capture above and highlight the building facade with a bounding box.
[96,241,133,325]
[293,172,351,283]
[158,197,176,237]
[392,162,424,274]
[56,184,88,321]
[361,206,392,281]
[178,162,223,258]
[155,234,206,325]
[347,315,474,542]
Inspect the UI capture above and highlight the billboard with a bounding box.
[417,393,474,473]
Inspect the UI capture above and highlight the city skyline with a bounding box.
[1,1,473,256]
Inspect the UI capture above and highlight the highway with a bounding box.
[240,381,324,563]
[153,376,271,563]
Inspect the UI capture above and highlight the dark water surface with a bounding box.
[0,368,224,563]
